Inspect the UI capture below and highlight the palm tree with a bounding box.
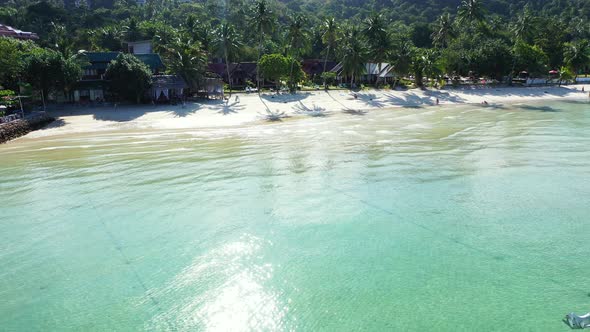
[159,36,207,92]
[213,23,242,96]
[124,17,142,42]
[341,26,368,88]
[564,40,590,79]
[196,22,214,58]
[457,0,485,26]
[431,13,455,49]
[184,14,199,36]
[90,25,126,51]
[363,13,389,86]
[390,39,414,88]
[287,14,309,92]
[510,5,534,44]
[49,22,75,58]
[558,66,574,86]
[411,49,441,89]
[421,49,442,87]
[250,0,275,91]
[321,17,339,88]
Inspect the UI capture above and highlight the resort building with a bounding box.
[361,63,395,83]
[151,75,187,103]
[208,60,339,88]
[208,62,259,88]
[126,40,153,54]
[301,59,338,82]
[74,52,166,103]
[0,24,38,40]
[330,62,396,85]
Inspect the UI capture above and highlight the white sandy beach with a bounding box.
[28,85,590,138]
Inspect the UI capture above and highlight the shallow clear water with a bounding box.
[1,100,589,331]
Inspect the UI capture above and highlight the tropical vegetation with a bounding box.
[0,0,589,100]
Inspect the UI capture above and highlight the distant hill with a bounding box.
[5,0,588,23]
[275,0,590,22]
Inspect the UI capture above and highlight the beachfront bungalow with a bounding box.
[208,62,279,89]
[330,62,396,85]
[361,63,395,83]
[151,75,187,103]
[302,59,338,82]
[0,24,38,40]
[208,60,340,89]
[195,77,224,99]
[73,52,164,103]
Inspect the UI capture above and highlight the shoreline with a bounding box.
[14,84,590,141]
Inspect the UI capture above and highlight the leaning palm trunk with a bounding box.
[289,52,296,93]
[257,33,263,93]
[376,62,382,87]
[323,45,331,89]
[224,49,232,97]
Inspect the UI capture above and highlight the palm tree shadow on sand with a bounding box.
[169,104,202,117]
[326,90,367,115]
[257,94,288,121]
[293,101,328,117]
[211,100,246,115]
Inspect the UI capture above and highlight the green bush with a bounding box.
[104,53,152,103]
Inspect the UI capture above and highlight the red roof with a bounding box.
[0,24,39,40]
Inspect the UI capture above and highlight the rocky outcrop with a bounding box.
[0,114,55,144]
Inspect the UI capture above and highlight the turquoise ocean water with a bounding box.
[1,100,589,331]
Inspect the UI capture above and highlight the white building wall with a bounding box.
[128,41,152,54]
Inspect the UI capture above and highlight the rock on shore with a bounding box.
[0,114,55,144]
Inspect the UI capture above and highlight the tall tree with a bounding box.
[90,25,126,52]
[412,52,426,88]
[124,17,143,42]
[363,13,389,86]
[421,49,442,86]
[0,38,38,91]
[160,36,207,93]
[259,53,289,92]
[431,13,455,49]
[286,14,309,92]
[213,22,242,96]
[510,4,535,44]
[195,21,214,57]
[558,66,574,86]
[390,39,414,88]
[250,0,275,91]
[48,22,76,58]
[321,17,339,89]
[457,0,486,26]
[563,40,590,78]
[23,49,82,106]
[341,26,367,88]
[104,53,152,103]
[512,41,548,76]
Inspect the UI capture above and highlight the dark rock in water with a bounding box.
[0,114,55,144]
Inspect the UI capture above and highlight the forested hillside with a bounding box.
[278,0,590,23]
[0,0,589,100]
